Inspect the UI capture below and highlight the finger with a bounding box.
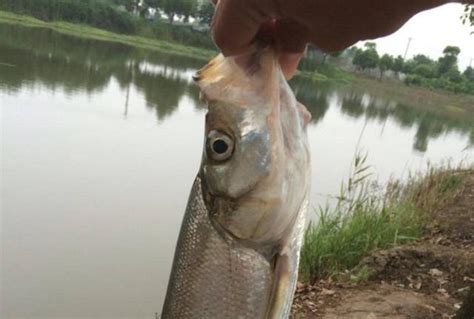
[273,19,308,79]
[274,19,309,54]
[211,0,268,56]
[279,53,304,79]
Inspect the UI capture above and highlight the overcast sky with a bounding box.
[357,3,473,71]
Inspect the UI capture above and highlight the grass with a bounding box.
[299,153,468,283]
[0,10,216,61]
[351,75,474,116]
[296,64,355,84]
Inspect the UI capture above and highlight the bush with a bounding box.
[404,74,423,86]
[414,64,434,78]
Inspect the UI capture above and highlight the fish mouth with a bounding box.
[192,56,220,84]
[192,73,201,82]
[192,48,270,84]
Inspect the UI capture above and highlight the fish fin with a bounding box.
[265,254,292,319]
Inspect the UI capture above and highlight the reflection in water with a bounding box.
[290,77,331,124]
[0,25,205,125]
[135,67,188,121]
[289,76,474,152]
[1,24,472,151]
[1,23,473,319]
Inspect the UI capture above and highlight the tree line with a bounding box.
[1,0,472,94]
[100,0,213,24]
[351,42,474,94]
[0,0,215,48]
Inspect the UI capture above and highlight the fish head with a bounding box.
[195,50,311,246]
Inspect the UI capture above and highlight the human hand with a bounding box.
[211,0,468,78]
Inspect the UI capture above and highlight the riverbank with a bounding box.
[0,11,216,61]
[351,74,474,116]
[293,168,474,318]
[2,10,474,114]
[296,68,355,84]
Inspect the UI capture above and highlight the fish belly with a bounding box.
[162,176,273,319]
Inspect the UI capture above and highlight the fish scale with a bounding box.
[162,177,273,318]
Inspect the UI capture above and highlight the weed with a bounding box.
[299,154,467,283]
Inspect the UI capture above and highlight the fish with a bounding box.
[161,48,311,319]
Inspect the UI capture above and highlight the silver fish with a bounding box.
[162,49,311,319]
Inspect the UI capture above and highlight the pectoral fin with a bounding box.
[265,254,292,319]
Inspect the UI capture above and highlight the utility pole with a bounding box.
[403,37,412,60]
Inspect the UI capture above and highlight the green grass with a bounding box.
[0,11,216,61]
[296,64,355,84]
[299,154,468,283]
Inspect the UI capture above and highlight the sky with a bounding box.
[357,3,473,71]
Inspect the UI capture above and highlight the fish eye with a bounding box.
[212,139,229,154]
[207,130,234,162]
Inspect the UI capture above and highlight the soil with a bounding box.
[292,172,474,319]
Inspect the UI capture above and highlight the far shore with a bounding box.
[0,11,216,62]
[1,10,473,115]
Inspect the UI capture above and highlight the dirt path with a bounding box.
[292,173,474,319]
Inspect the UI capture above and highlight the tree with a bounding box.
[352,46,379,71]
[443,46,461,56]
[115,0,142,15]
[464,66,474,82]
[378,54,393,78]
[391,55,404,75]
[160,0,197,24]
[364,42,377,50]
[196,2,213,25]
[345,46,358,58]
[134,0,159,18]
[437,45,461,76]
[412,54,434,66]
[414,64,434,78]
[461,4,473,30]
[142,0,161,17]
[402,59,417,74]
[180,0,198,22]
[161,0,177,23]
[446,69,463,83]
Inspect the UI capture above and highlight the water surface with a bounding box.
[1,24,473,318]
